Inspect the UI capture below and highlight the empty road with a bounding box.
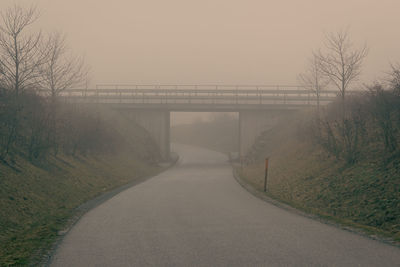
[51,144,400,266]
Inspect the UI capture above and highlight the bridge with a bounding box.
[60,84,338,111]
[57,84,340,159]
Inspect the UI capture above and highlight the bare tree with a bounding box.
[0,5,44,97]
[316,29,368,104]
[367,84,398,152]
[39,32,87,101]
[388,63,400,95]
[311,30,368,163]
[299,54,330,115]
[38,32,88,155]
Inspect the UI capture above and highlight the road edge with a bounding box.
[42,152,179,266]
[230,164,400,249]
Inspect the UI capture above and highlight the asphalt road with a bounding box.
[51,144,400,266]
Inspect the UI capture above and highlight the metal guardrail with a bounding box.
[38,84,344,107]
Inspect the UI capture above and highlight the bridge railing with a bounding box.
[37,84,349,107]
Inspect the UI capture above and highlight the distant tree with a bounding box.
[0,5,44,97]
[38,32,88,155]
[388,63,400,95]
[0,5,45,158]
[299,54,330,116]
[316,29,368,106]
[367,84,398,152]
[310,30,368,164]
[385,63,400,149]
[22,93,51,159]
[39,32,87,101]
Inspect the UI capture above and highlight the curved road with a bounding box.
[51,144,400,266]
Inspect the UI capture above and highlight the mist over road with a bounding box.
[51,144,400,266]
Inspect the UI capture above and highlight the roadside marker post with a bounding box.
[264,158,269,192]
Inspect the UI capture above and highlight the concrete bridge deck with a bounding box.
[53,84,342,111]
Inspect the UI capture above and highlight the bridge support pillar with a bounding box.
[239,110,283,157]
[128,110,170,160]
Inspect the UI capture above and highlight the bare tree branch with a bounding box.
[0,4,44,97]
[387,62,400,95]
[315,29,368,101]
[299,53,330,114]
[38,32,89,99]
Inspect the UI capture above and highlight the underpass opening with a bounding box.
[170,112,239,157]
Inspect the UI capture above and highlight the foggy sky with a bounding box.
[1,0,399,87]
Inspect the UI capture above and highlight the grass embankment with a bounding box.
[0,109,164,266]
[239,108,400,242]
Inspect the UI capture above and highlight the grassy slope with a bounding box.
[0,153,160,266]
[240,110,400,242]
[0,109,163,266]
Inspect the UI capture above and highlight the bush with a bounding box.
[314,83,400,164]
[0,90,133,164]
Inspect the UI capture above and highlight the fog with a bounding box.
[1,0,399,85]
[2,2,400,265]
[1,0,399,124]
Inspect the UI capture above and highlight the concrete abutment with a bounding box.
[124,109,292,161]
[126,110,170,160]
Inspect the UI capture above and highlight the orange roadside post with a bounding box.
[264,158,269,192]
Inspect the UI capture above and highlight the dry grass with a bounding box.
[0,152,160,266]
[240,108,400,242]
[0,107,164,266]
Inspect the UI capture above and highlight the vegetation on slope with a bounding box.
[0,108,162,266]
[0,5,165,266]
[240,84,400,241]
